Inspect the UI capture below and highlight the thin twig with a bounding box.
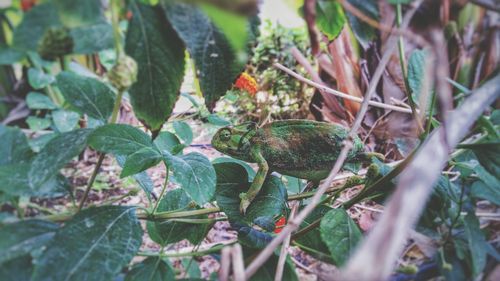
[244,2,425,278]
[342,74,500,281]
[232,244,245,281]
[274,202,299,281]
[274,63,416,114]
[219,246,232,281]
[77,154,105,212]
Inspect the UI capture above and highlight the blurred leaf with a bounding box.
[469,162,500,204]
[244,247,299,281]
[26,92,57,110]
[147,189,212,245]
[214,162,287,224]
[13,3,61,51]
[464,212,488,277]
[28,68,55,90]
[345,0,378,49]
[182,258,201,278]
[295,205,333,262]
[316,0,346,40]
[125,2,185,132]
[125,257,175,281]
[162,2,241,110]
[28,133,57,153]
[0,220,58,264]
[173,121,193,145]
[408,49,434,108]
[0,46,25,65]
[116,155,154,203]
[56,71,115,122]
[121,147,162,178]
[388,0,413,4]
[154,131,184,155]
[33,206,142,281]
[71,23,114,54]
[53,0,104,28]
[88,124,153,156]
[52,110,80,133]
[207,114,231,126]
[26,116,52,131]
[320,208,362,266]
[29,129,92,189]
[163,151,216,205]
[460,142,500,177]
[0,125,34,165]
[0,255,33,281]
[283,175,305,195]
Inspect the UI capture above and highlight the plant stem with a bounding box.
[152,166,169,214]
[77,153,105,212]
[137,242,233,258]
[110,0,124,58]
[110,90,124,123]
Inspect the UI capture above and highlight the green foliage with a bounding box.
[53,0,105,28]
[26,92,57,110]
[89,124,153,156]
[345,0,378,49]
[125,257,175,281]
[121,147,162,178]
[32,206,143,281]
[125,2,185,132]
[316,0,346,40]
[71,23,114,54]
[27,68,55,90]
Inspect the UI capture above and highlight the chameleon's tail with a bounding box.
[361,152,385,162]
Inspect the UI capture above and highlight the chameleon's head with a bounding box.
[211,123,256,161]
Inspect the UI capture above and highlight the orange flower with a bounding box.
[274,216,286,234]
[21,0,37,11]
[234,73,258,96]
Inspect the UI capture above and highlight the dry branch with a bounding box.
[342,74,500,281]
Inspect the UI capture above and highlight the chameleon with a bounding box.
[211,119,379,213]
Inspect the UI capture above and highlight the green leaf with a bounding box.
[33,206,143,281]
[52,110,80,133]
[0,220,58,264]
[121,147,162,178]
[388,0,413,4]
[212,157,256,181]
[56,71,115,122]
[345,0,378,49]
[29,129,92,189]
[28,133,57,153]
[214,162,287,224]
[320,208,362,266]
[316,0,346,40]
[0,256,33,281]
[28,68,55,90]
[26,92,57,110]
[181,258,201,278]
[125,257,175,281]
[464,212,488,277]
[173,121,193,145]
[295,205,333,262]
[116,155,154,203]
[146,189,212,245]
[245,248,299,281]
[0,45,25,65]
[207,114,231,126]
[460,142,500,177]
[162,2,240,110]
[71,23,114,54]
[154,131,183,155]
[89,124,153,156]
[0,125,34,166]
[470,162,500,204]
[408,49,434,108]
[53,0,105,28]
[283,175,305,195]
[13,3,62,51]
[162,151,216,206]
[125,2,185,132]
[26,116,52,131]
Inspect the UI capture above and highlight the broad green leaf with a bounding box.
[283,175,305,195]
[27,68,55,90]
[26,92,57,110]
[408,49,434,108]
[125,2,185,132]
[320,208,362,266]
[29,129,92,189]
[0,256,33,281]
[0,46,25,65]
[147,189,212,245]
[295,205,333,262]
[26,116,51,131]
[121,147,162,178]
[163,151,216,205]
[162,2,241,110]
[56,71,115,122]
[207,114,231,126]
[89,124,153,156]
[214,162,287,224]
[316,0,346,40]
[345,0,378,49]
[52,110,80,133]
[28,133,57,153]
[53,0,105,28]
[212,157,256,180]
[0,220,58,264]
[0,125,34,165]
[125,257,175,281]
[116,155,154,202]
[33,206,143,281]
[460,142,500,177]
[13,3,61,51]
[154,131,183,155]
[71,23,114,54]
[470,163,500,204]
[173,121,193,145]
[464,213,488,277]
[181,258,201,279]
[0,164,69,197]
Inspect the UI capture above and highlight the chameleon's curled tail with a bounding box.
[361,152,385,162]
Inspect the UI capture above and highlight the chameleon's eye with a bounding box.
[220,129,231,141]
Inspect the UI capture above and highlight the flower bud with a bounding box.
[37,27,74,61]
[107,55,138,91]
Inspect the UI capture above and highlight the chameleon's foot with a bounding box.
[239,193,251,214]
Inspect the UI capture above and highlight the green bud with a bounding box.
[344,175,364,187]
[37,27,74,61]
[366,163,381,181]
[107,55,138,91]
